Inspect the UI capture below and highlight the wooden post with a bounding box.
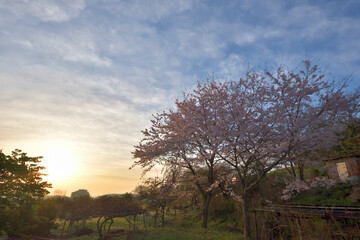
[60,220,67,239]
[254,210,258,240]
[295,215,303,240]
[143,213,147,231]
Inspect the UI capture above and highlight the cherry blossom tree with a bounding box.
[217,61,358,238]
[133,61,359,238]
[267,63,359,180]
[132,80,230,228]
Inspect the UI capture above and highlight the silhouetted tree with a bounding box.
[0,149,52,237]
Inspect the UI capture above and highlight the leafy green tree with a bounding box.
[0,149,52,237]
[330,120,360,157]
[135,177,174,228]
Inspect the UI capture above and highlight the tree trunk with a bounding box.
[161,206,165,228]
[201,193,212,228]
[241,194,251,239]
[298,163,305,181]
[154,209,158,228]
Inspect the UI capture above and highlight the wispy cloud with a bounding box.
[0,0,85,23]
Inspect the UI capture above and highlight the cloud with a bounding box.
[37,30,111,66]
[0,27,111,67]
[101,0,196,22]
[0,0,85,23]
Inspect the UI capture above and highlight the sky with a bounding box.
[0,0,359,196]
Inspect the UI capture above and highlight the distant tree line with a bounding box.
[0,149,144,239]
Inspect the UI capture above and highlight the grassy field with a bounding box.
[51,212,243,240]
[59,227,242,240]
[51,211,241,240]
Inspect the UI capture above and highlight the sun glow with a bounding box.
[41,146,76,182]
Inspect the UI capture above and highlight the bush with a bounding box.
[0,196,57,238]
[292,181,355,205]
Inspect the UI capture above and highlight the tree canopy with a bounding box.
[0,149,51,198]
[133,61,359,238]
[0,149,52,237]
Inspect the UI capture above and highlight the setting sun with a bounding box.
[41,146,76,182]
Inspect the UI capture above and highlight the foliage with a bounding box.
[291,181,355,205]
[134,176,176,228]
[93,193,141,215]
[0,149,52,237]
[46,193,142,222]
[0,149,51,198]
[130,227,242,240]
[325,119,360,157]
[47,195,73,219]
[281,177,339,201]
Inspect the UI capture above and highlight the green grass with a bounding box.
[130,227,241,240]
[51,216,146,238]
[50,211,244,240]
[60,227,242,240]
